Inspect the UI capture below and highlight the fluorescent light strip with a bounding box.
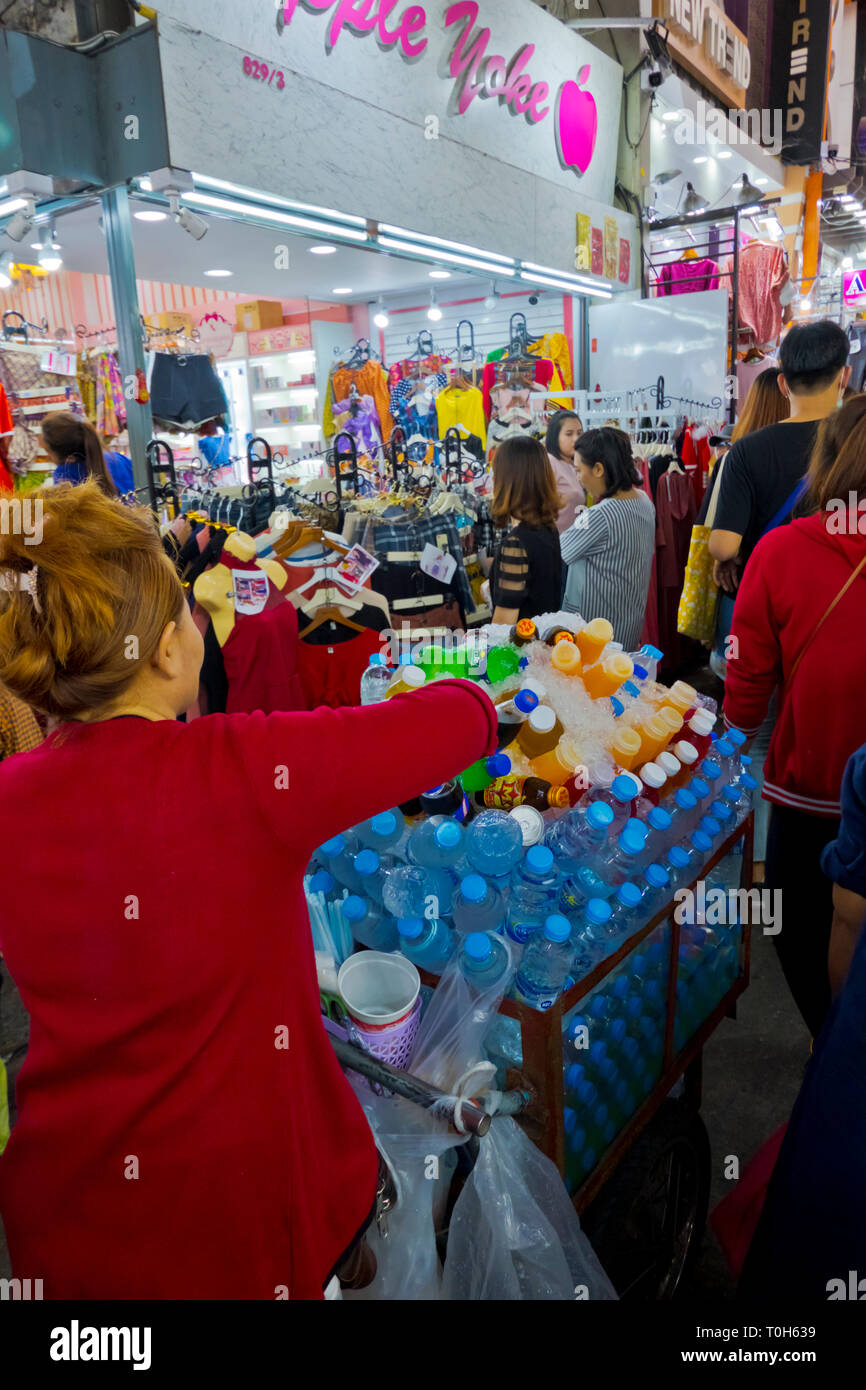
[0,198,27,219]
[192,174,367,227]
[182,192,369,241]
[378,235,516,276]
[379,223,515,265]
[519,270,612,299]
[522,260,614,292]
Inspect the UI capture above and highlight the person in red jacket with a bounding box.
[0,481,497,1300]
[724,397,866,1038]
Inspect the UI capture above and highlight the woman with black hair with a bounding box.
[545,409,586,532]
[560,426,655,649]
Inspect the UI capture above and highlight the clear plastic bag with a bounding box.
[440,1116,618,1301]
[344,947,516,1300]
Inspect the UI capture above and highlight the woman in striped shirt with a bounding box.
[561,427,655,650]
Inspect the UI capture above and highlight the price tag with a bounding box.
[420,543,457,584]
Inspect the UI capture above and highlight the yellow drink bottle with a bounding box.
[610,727,642,772]
[385,666,427,698]
[582,652,634,699]
[550,640,583,677]
[575,617,614,666]
[529,733,583,787]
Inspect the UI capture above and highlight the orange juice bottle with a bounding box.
[610,726,642,772]
[634,713,670,764]
[657,680,697,720]
[582,651,634,700]
[529,733,583,787]
[517,705,564,759]
[550,640,583,677]
[575,617,614,666]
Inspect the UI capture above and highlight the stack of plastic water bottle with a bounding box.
[560,921,671,1191]
[307,729,756,1011]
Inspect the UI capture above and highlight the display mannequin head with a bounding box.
[0,481,203,723]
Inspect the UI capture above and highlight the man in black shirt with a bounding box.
[710,321,851,591]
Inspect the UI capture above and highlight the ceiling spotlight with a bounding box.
[693,155,708,165]
[717,150,733,160]
[332,287,353,295]
[38,223,62,270]
[309,244,337,255]
[843,256,854,269]
[134,209,169,222]
[429,269,451,279]
[662,110,682,123]
[427,291,443,323]
[169,194,208,240]
[4,199,36,243]
[733,172,764,205]
[754,177,769,187]
[139,177,154,192]
[203,268,233,277]
[682,182,708,215]
[373,297,389,329]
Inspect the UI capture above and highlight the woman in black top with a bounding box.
[489,436,563,623]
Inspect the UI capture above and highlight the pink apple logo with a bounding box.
[556,66,598,175]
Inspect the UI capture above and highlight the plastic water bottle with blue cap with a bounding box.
[608,880,645,940]
[356,808,407,856]
[465,809,524,888]
[546,799,614,870]
[318,833,362,893]
[458,930,511,989]
[407,816,466,872]
[307,868,344,905]
[353,848,395,905]
[571,898,615,978]
[720,781,752,822]
[713,736,737,781]
[514,914,575,1010]
[452,873,505,934]
[397,916,455,973]
[360,651,392,705]
[662,786,698,845]
[589,820,649,898]
[710,797,736,833]
[685,775,711,823]
[580,773,641,833]
[341,895,400,953]
[633,805,673,870]
[383,864,455,920]
[699,758,722,800]
[699,814,722,846]
[505,844,562,958]
[640,860,671,914]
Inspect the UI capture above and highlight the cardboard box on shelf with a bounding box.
[143,311,194,337]
[235,300,284,333]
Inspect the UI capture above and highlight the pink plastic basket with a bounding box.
[347,994,422,1073]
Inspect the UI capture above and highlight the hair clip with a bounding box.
[0,566,41,614]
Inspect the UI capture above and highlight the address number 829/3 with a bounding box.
[243,55,286,90]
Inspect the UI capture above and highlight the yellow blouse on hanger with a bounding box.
[434,384,487,448]
[528,333,572,389]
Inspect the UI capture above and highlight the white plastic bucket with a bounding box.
[338,951,421,1028]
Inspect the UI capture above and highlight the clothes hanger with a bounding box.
[680,247,699,261]
[299,601,367,637]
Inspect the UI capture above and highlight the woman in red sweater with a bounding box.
[0,481,497,1300]
[724,397,866,1038]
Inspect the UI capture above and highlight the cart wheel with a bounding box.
[581,1099,711,1301]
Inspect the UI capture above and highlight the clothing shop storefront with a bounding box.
[0,0,638,496]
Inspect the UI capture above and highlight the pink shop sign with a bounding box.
[277,0,599,177]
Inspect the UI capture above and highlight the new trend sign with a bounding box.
[278,0,599,177]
